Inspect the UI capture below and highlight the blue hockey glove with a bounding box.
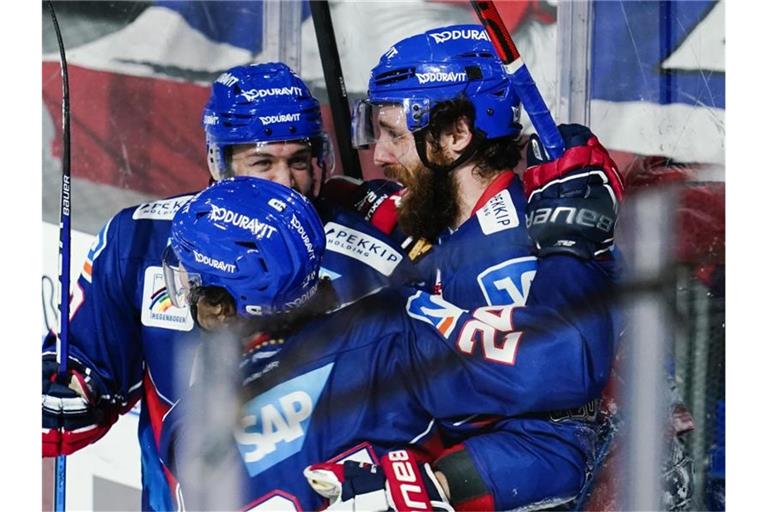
[304,449,453,511]
[42,353,119,457]
[523,124,624,259]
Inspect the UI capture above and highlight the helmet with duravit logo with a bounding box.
[362,24,521,140]
[203,62,328,180]
[164,177,325,318]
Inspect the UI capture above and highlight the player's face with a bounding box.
[230,142,314,196]
[372,105,421,187]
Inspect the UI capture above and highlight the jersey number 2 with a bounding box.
[457,306,521,365]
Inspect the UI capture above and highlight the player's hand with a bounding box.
[42,354,118,457]
[319,176,403,235]
[523,124,624,259]
[304,449,453,511]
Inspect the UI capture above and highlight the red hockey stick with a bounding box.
[470,0,565,159]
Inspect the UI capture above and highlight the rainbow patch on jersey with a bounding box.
[149,288,175,313]
[141,266,194,331]
[406,291,467,338]
[81,217,113,283]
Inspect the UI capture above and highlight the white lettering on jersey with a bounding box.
[324,222,402,276]
[429,28,489,44]
[140,266,194,331]
[235,364,334,477]
[477,189,519,235]
[132,195,194,221]
[236,391,313,463]
[457,305,521,365]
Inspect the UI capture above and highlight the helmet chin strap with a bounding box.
[413,127,485,174]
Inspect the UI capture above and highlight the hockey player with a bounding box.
[158,174,619,511]
[352,23,623,308]
[344,25,624,509]
[41,62,416,511]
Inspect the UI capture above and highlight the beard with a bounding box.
[386,160,460,244]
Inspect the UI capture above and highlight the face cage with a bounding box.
[161,244,203,309]
[207,136,336,182]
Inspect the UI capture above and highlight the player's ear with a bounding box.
[441,116,473,154]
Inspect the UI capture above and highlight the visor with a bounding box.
[162,244,202,309]
[210,137,335,182]
[351,100,422,168]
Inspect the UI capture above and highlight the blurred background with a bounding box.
[42,1,724,510]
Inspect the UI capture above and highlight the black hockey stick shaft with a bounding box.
[310,0,363,179]
[48,1,71,509]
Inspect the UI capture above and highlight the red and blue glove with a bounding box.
[524,124,624,259]
[319,176,403,235]
[304,449,453,511]
[42,353,121,457]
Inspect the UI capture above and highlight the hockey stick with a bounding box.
[469,1,565,159]
[309,0,363,180]
[47,1,72,510]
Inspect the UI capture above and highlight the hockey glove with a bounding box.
[524,124,624,259]
[42,353,119,457]
[304,449,453,511]
[319,176,403,235]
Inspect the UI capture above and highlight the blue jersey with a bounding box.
[415,171,537,309]
[41,192,416,511]
[159,254,616,511]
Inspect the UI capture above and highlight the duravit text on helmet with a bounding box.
[259,113,302,125]
[210,205,277,239]
[290,214,317,261]
[193,250,236,273]
[428,29,489,44]
[415,71,467,84]
[241,87,305,101]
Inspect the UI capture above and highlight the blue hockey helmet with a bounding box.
[352,24,521,150]
[203,62,332,180]
[163,177,326,318]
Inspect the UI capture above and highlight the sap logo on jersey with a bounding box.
[429,28,489,44]
[132,195,194,221]
[477,189,520,235]
[259,113,301,125]
[141,267,194,331]
[415,71,467,84]
[406,291,466,338]
[325,222,402,276]
[210,205,277,239]
[234,363,334,476]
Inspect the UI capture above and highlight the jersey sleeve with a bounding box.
[403,254,617,417]
[42,210,145,411]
